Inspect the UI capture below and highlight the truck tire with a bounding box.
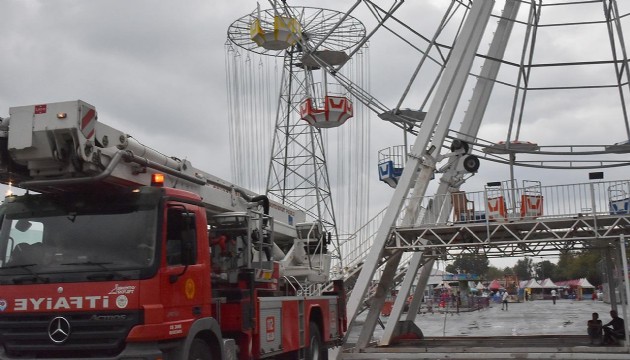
[189,338,212,360]
[306,322,326,360]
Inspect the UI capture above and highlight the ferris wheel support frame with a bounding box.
[377,0,522,347]
[604,0,630,139]
[344,0,496,351]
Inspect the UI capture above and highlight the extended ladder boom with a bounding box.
[0,100,304,240]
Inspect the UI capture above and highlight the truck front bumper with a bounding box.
[0,342,168,360]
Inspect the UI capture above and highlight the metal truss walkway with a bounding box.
[391,214,630,258]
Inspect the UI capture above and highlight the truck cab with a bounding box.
[0,186,223,358]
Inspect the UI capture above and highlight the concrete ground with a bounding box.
[350,297,622,340]
[336,298,630,359]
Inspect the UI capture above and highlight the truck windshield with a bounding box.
[0,189,160,283]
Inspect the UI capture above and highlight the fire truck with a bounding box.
[0,100,346,360]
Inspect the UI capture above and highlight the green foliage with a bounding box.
[532,250,603,286]
[485,265,504,280]
[513,257,534,279]
[556,250,602,285]
[534,260,557,280]
[555,252,575,280]
[449,254,489,276]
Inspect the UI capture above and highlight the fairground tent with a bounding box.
[488,279,502,291]
[539,278,558,298]
[524,279,543,289]
[577,278,596,299]
[578,278,595,288]
[523,279,544,299]
[540,278,558,288]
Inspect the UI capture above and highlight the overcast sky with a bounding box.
[2,0,629,270]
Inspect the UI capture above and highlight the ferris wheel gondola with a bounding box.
[249,8,301,51]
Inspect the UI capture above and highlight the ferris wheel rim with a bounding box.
[226,6,366,57]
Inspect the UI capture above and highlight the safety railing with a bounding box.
[334,207,388,278]
[329,178,630,289]
[403,179,630,227]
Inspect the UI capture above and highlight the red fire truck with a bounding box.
[0,100,345,359]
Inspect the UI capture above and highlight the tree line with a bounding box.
[444,249,609,287]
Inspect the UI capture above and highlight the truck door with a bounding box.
[160,204,205,331]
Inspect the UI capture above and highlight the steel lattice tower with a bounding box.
[265,47,338,247]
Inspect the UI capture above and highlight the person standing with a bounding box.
[501,291,509,311]
[551,289,557,304]
[603,310,625,345]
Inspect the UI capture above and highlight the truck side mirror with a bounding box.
[181,235,196,266]
[166,206,198,267]
[180,215,197,266]
[15,219,32,232]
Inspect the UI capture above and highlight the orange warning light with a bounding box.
[151,173,165,187]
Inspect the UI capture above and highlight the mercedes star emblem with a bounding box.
[48,316,71,344]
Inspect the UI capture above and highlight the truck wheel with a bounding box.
[306,322,326,360]
[189,338,212,360]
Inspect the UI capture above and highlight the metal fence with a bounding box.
[402,179,630,226]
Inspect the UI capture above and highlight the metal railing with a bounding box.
[334,207,388,278]
[328,179,630,294]
[403,179,630,226]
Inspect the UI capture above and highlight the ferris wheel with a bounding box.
[227,0,630,355]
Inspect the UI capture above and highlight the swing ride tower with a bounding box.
[226,4,368,278]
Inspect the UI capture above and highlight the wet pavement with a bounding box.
[350,298,623,341]
[337,299,630,359]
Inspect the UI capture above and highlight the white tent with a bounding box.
[540,278,558,288]
[578,278,595,288]
[523,279,544,300]
[525,279,543,288]
[525,279,542,289]
[476,282,485,290]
